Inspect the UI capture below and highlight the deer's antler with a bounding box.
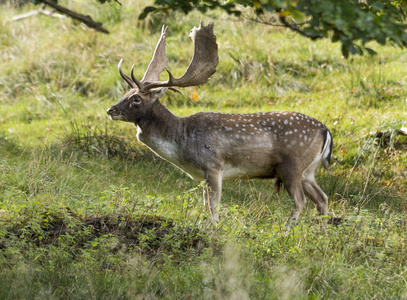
[119,25,168,90]
[141,25,169,83]
[142,21,218,90]
[119,21,218,93]
[118,58,138,89]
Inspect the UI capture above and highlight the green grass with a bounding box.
[1,1,407,299]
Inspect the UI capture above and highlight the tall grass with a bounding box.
[0,0,407,298]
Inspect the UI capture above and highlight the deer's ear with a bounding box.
[150,87,168,100]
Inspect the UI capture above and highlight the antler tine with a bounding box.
[131,65,142,90]
[141,25,169,83]
[142,21,219,91]
[118,58,137,89]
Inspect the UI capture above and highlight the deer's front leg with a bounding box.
[203,171,223,225]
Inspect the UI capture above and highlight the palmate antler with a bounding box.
[118,21,219,92]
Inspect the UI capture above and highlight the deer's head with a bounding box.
[107,21,218,124]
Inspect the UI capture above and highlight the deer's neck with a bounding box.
[135,100,183,160]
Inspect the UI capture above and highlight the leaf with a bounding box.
[290,9,305,21]
[371,1,384,11]
[347,44,359,55]
[192,90,199,102]
[31,0,58,3]
[341,44,349,58]
[377,33,386,45]
[278,10,290,17]
[139,6,156,20]
[365,47,377,56]
[332,31,340,43]
[303,27,321,37]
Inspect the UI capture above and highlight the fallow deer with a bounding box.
[107,21,333,229]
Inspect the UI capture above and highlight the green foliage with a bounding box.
[142,0,407,57]
[30,0,57,4]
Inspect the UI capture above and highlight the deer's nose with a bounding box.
[107,107,116,115]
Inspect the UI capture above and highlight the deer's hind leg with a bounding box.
[276,163,307,230]
[285,181,307,230]
[302,161,328,216]
[302,178,328,216]
[301,161,329,231]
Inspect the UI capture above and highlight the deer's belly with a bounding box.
[222,162,276,180]
[143,140,206,181]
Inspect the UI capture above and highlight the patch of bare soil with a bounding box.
[0,211,209,258]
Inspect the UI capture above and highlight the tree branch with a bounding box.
[278,15,321,40]
[12,4,65,21]
[242,10,321,40]
[38,0,109,34]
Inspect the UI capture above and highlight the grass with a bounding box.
[1,0,407,299]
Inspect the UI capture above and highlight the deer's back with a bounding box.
[178,111,329,180]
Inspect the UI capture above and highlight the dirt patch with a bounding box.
[0,211,209,258]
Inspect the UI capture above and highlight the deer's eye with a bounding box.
[131,96,142,104]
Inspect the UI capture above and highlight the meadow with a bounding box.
[0,0,407,298]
